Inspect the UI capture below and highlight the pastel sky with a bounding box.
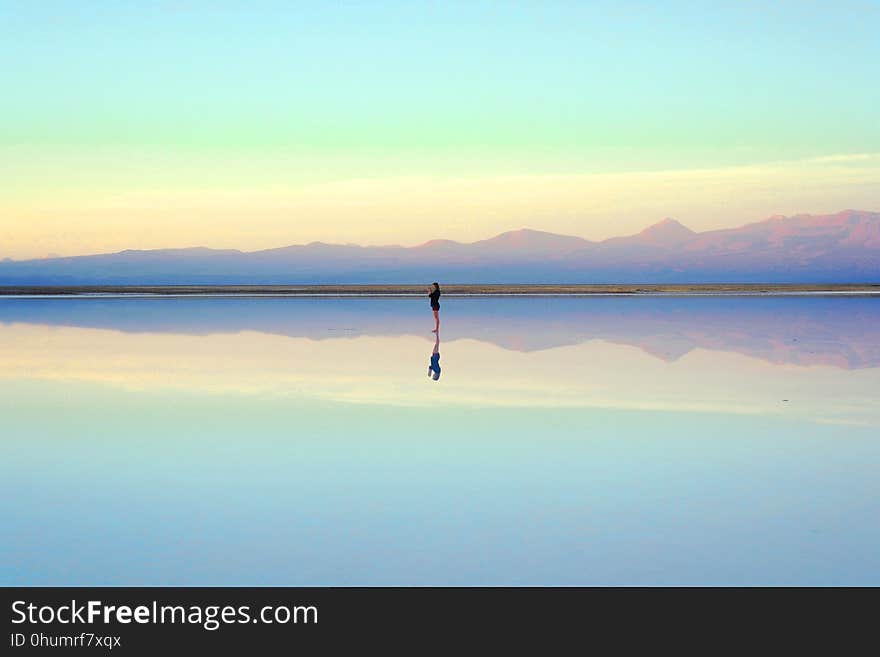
[2,1,879,258]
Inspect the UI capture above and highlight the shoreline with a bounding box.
[1,283,879,297]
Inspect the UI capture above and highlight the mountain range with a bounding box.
[2,209,878,284]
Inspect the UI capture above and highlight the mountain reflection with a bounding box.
[0,296,877,369]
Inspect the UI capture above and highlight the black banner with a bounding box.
[1,587,872,653]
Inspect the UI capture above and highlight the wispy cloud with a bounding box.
[805,153,880,164]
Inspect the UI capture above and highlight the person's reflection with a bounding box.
[427,333,441,381]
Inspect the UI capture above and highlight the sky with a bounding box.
[1,0,879,259]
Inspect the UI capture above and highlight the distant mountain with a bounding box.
[468,228,592,256]
[634,217,697,246]
[1,210,878,284]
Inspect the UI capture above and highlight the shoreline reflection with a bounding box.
[0,296,877,369]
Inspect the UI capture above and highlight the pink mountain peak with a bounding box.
[416,239,464,249]
[478,228,591,248]
[641,217,693,231]
[636,217,696,246]
[488,228,564,240]
[746,210,879,231]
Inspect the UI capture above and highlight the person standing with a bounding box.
[427,282,441,333]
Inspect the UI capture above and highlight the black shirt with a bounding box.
[429,289,441,310]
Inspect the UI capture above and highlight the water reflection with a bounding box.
[1,296,878,585]
[0,297,877,423]
[428,334,441,381]
[0,296,877,369]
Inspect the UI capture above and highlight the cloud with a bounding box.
[805,153,880,164]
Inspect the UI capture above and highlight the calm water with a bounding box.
[1,296,878,585]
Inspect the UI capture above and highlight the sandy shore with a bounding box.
[1,283,879,296]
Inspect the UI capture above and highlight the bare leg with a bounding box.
[432,310,439,332]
